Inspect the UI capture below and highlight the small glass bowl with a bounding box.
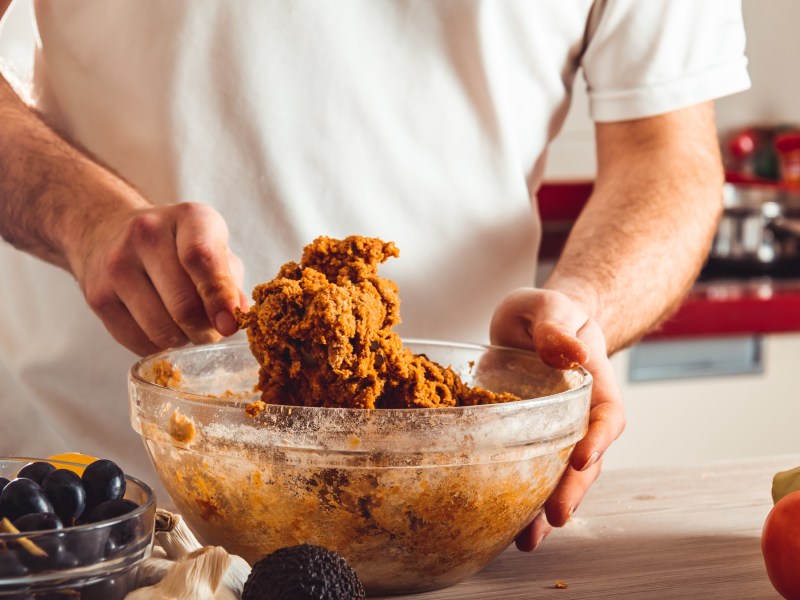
[130,339,591,595]
[0,457,156,599]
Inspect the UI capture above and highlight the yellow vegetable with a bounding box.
[772,465,800,504]
[46,452,98,475]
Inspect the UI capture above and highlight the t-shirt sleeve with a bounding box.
[581,0,750,122]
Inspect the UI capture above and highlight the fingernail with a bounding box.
[214,311,238,336]
[580,450,600,471]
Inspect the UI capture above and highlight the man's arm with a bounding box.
[0,6,246,355]
[491,101,723,550]
[545,101,724,351]
[0,75,146,271]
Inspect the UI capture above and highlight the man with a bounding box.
[0,0,748,551]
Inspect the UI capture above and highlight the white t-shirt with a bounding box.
[0,0,749,484]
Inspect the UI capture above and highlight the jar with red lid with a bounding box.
[774,131,800,186]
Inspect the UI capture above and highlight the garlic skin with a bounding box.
[219,554,251,599]
[127,510,251,600]
[136,556,176,588]
[126,546,230,600]
[156,513,203,559]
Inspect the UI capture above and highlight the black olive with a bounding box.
[81,460,126,510]
[42,469,87,524]
[16,462,56,486]
[0,478,54,522]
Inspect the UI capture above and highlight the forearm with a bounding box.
[543,102,724,353]
[0,73,149,273]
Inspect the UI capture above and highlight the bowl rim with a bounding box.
[128,337,592,414]
[0,456,156,541]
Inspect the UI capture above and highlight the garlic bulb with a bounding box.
[219,554,251,600]
[155,511,202,560]
[125,546,230,600]
[137,555,176,588]
[127,509,251,599]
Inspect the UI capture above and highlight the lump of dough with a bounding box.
[236,236,518,409]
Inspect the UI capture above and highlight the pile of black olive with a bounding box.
[0,459,142,599]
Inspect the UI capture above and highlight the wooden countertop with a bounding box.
[377,454,800,599]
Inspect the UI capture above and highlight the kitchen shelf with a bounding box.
[647,278,800,339]
[538,180,800,340]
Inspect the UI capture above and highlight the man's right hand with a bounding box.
[0,56,247,357]
[69,202,248,356]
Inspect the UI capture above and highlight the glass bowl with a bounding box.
[0,457,155,599]
[129,339,591,596]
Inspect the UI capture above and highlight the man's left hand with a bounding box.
[490,287,626,551]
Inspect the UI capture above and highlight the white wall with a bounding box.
[604,334,800,470]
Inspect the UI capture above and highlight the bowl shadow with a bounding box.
[371,531,778,599]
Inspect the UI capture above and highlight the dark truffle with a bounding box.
[242,544,365,600]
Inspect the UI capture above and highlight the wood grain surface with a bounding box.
[374,454,800,599]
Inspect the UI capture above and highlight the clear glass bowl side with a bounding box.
[129,339,592,462]
[0,458,155,598]
[142,436,572,595]
[128,339,591,594]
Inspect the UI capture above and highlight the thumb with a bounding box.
[534,321,590,370]
[491,288,590,368]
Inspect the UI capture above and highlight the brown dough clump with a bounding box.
[236,236,518,409]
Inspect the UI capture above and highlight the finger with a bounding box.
[98,239,192,350]
[116,209,217,345]
[138,235,221,345]
[113,269,194,350]
[174,204,244,336]
[228,249,244,288]
[533,321,589,369]
[490,289,590,367]
[571,397,626,472]
[544,457,603,527]
[87,289,162,356]
[569,322,626,472]
[228,248,250,311]
[490,288,540,349]
[515,510,552,552]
